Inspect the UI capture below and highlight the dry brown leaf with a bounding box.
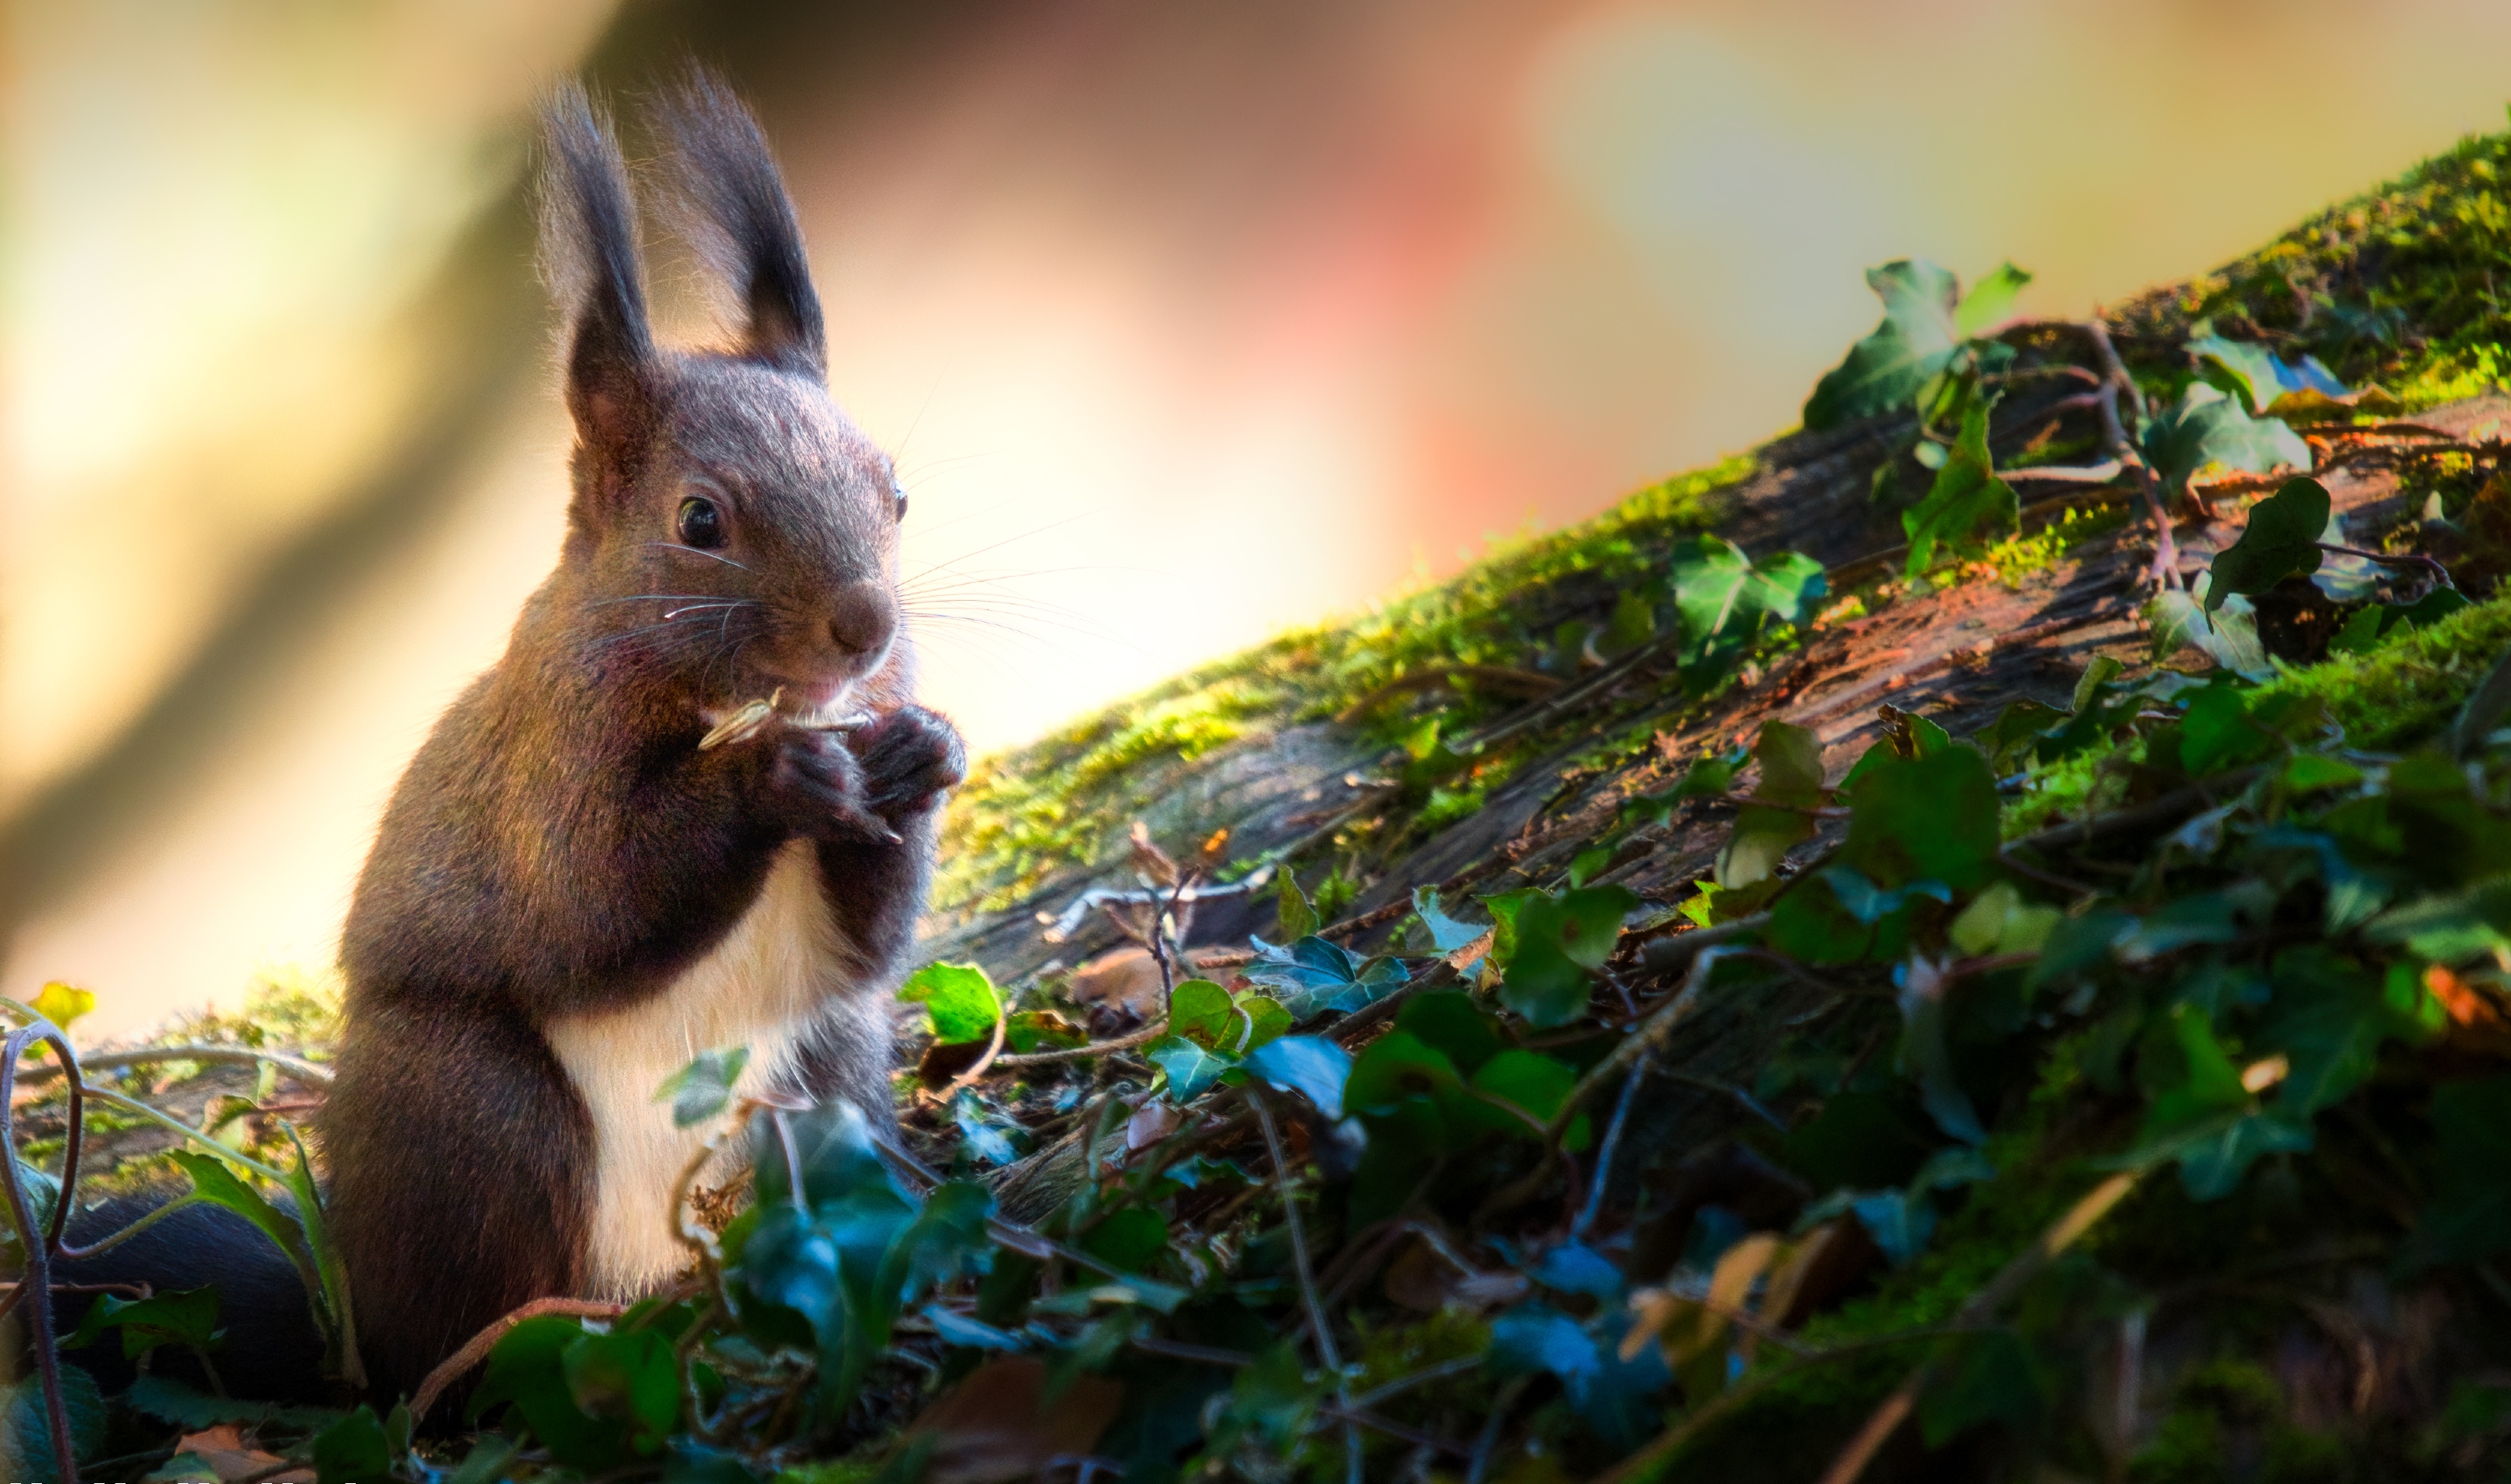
[1126,1101,1183,1151]
[1127,820,1182,888]
[908,1354,1123,1483]
[171,1425,293,1484]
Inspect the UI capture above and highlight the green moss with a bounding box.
[1985,501,2131,587]
[2118,122,2511,406]
[936,454,1759,911]
[2262,584,2511,748]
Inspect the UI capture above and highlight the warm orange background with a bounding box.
[8,0,2511,1037]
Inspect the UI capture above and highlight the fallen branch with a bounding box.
[1038,870,1274,943]
[992,1017,1168,1069]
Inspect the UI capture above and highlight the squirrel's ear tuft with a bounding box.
[539,83,659,460]
[651,66,827,380]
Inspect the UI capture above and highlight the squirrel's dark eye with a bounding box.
[891,481,908,522]
[676,496,725,549]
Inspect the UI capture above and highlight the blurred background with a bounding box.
[7,0,2510,1038]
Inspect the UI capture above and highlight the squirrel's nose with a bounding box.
[827,581,896,665]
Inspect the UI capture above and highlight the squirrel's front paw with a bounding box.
[849,706,967,826]
[765,724,891,841]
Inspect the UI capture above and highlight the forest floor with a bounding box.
[23,113,2511,1484]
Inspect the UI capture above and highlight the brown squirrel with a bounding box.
[65,74,963,1405]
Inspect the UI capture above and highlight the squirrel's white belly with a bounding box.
[546,838,856,1296]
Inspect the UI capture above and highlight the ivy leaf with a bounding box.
[1411,886,1487,954]
[1078,1207,1170,1274]
[1803,259,1964,429]
[2190,334,2349,415]
[1166,979,1234,1048]
[2206,477,2330,610]
[1241,936,1404,1019]
[1717,720,1827,889]
[655,1045,752,1129]
[313,1404,395,1484]
[1496,884,1641,1028]
[899,963,1003,1045]
[1488,1304,1669,1451]
[1903,398,2019,578]
[66,1286,222,1361]
[1952,261,2032,336]
[1839,747,2002,892]
[1275,870,1319,941]
[1241,1035,1353,1120]
[2257,953,2443,1117]
[1147,1036,1235,1101]
[2142,383,2312,500]
[2149,590,2272,680]
[1394,992,1503,1076]
[1666,538,1826,661]
[1343,1030,1466,1115]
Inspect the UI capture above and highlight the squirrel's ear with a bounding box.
[652,68,827,380]
[539,84,660,461]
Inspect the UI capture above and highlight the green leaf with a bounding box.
[899,963,1003,1045]
[67,1286,221,1361]
[1395,991,1504,1075]
[1666,538,1826,655]
[1717,720,1827,889]
[1466,1050,1577,1133]
[1600,590,1656,654]
[1839,747,2002,891]
[5,1362,105,1476]
[2149,589,2272,679]
[1241,1035,1353,1120]
[314,1404,393,1484]
[1275,870,1319,941]
[655,1045,752,1129]
[1166,978,1234,1048]
[2144,383,2312,499]
[562,1329,678,1457]
[1496,885,1641,1028]
[1948,881,2061,958]
[1953,261,2031,336]
[2258,952,2443,1117]
[1080,1207,1170,1273]
[1231,994,1292,1055]
[167,1151,311,1272]
[1241,936,1405,1019]
[1804,259,1964,429]
[2190,334,2348,414]
[1411,886,1487,954]
[2206,477,2330,610]
[1343,1030,1466,1114]
[1903,398,2019,577]
[1147,1035,1235,1101]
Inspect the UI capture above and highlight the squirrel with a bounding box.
[60,74,963,1407]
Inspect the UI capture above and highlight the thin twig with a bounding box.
[934,1003,1009,1101]
[1251,1088,1358,1483]
[1572,1052,1651,1240]
[17,1043,334,1089]
[993,1018,1169,1069]
[2000,460,2125,485]
[409,1297,631,1417]
[1,1024,82,1484]
[2082,317,2180,589]
[2312,542,2454,588]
